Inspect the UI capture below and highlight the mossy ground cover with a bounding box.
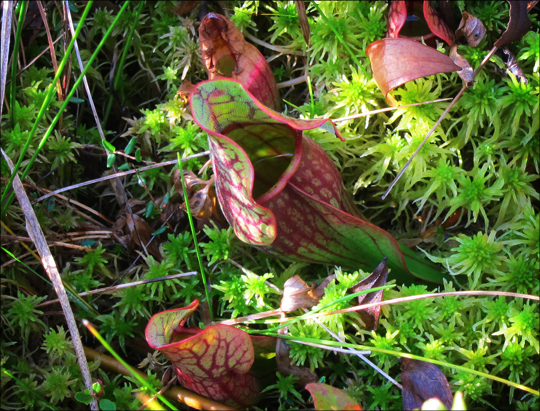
[1,1,538,410]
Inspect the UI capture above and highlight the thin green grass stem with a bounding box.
[256,333,540,396]
[9,1,28,126]
[263,284,395,333]
[307,75,315,119]
[1,247,99,317]
[2,368,58,410]
[1,1,131,218]
[82,320,179,410]
[176,153,213,321]
[103,1,145,125]
[0,1,94,212]
[310,2,368,77]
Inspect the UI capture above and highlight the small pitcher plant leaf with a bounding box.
[422,0,455,45]
[387,1,454,45]
[386,0,407,39]
[145,300,260,408]
[348,257,389,331]
[455,11,487,47]
[366,38,460,105]
[198,13,280,110]
[305,382,362,410]
[401,358,454,411]
[190,78,448,284]
[494,0,532,47]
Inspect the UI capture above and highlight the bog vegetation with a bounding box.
[1,1,539,410]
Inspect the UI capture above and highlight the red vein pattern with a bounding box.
[190,79,446,284]
[145,300,259,408]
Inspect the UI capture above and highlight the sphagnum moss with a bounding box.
[1,2,538,410]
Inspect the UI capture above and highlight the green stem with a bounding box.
[82,320,179,410]
[1,369,58,410]
[264,284,394,333]
[9,1,28,126]
[1,2,132,218]
[250,332,540,397]
[1,1,93,212]
[176,153,214,321]
[103,1,145,125]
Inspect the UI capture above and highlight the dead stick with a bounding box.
[2,149,99,411]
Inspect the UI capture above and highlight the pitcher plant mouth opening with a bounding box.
[222,123,302,201]
[200,13,237,76]
[190,78,448,284]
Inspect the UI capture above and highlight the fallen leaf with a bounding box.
[280,274,335,312]
[295,0,310,46]
[305,382,362,410]
[173,169,224,224]
[449,45,474,85]
[401,358,453,411]
[501,46,528,83]
[495,0,532,47]
[348,257,388,330]
[171,1,200,17]
[145,300,260,408]
[125,213,162,260]
[455,11,486,47]
[366,38,460,105]
[276,338,317,386]
[177,79,195,103]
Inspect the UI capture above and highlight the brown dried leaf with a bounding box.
[401,358,453,411]
[280,274,335,313]
[449,45,474,85]
[177,80,195,103]
[348,257,388,330]
[366,38,460,105]
[502,46,528,83]
[125,214,161,260]
[455,11,486,47]
[295,1,311,46]
[171,1,200,17]
[276,338,317,386]
[495,0,532,47]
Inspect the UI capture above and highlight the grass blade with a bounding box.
[0,1,94,213]
[262,333,540,396]
[9,1,28,125]
[82,320,179,410]
[176,152,213,321]
[1,1,132,218]
[0,1,14,115]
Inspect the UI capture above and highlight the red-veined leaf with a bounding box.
[145,300,260,408]
[423,0,455,45]
[306,382,362,410]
